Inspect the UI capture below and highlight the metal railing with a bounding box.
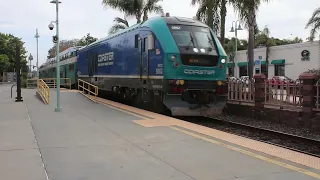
[37,79,50,104]
[26,79,38,89]
[41,78,72,89]
[78,79,98,103]
[228,78,255,105]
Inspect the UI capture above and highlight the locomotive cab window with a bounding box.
[169,25,218,55]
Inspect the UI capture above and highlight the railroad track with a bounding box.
[177,116,320,158]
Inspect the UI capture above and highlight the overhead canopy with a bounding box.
[226,63,234,68]
[260,61,267,65]
[271,59,285,65]
[237,62,248,67]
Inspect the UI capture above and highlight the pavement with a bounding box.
[1,83,319,180]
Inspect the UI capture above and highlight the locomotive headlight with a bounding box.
[179,80,185,85]
[171,55,176,61]
[221,59,226,63]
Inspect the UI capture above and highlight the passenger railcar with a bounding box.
[77,15,228,117]
[39,47,81,88]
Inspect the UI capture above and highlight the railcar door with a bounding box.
[139,31,155,82]
[140,32,148,82]
[88,51,94,77]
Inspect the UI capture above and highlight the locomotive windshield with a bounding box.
[169,25,218,54]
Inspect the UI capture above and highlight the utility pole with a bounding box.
[15,44,23,102]
[35,29,40,78]
[50,0,62,112]
[28,53,33,74]
[230,20,243,77]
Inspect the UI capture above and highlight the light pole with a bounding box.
[230,20,243,78]
[28,53,33,74]
[35,29,40,78]
[50,0,62,112]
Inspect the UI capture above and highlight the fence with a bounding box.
[77,79,98,103]
[228,78,254,105]
[228,76,303,110]
[41,78,72,89]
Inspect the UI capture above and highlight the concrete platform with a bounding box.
[1,84,320,180]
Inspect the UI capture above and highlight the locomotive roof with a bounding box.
[78,16,208,52]
[162,16,208,27]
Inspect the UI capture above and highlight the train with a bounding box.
[39,14,228,117]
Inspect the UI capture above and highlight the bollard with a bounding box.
[11,84,17,98]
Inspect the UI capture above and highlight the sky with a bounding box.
[0,0,319,68]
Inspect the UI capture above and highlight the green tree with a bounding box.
[230,0,270,78]
[0,54,10,73]
[102,0,163,23]
[0,32,28,73]
[47,39,78,58]
[77,33,98,46]
[305,7,320,41]
[108,17,130,34]
[47,33,98,58]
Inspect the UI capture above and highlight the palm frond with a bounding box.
[229,0,269,26]
[108,24,128,35]
[143,0,163,14]
[305,7,320,28]
[196,2,207,21]
[102,0,130,12]
[308,21,320,41]
[305,7,320,41]
[213,10,221,34]
[114,17,129,27]
[191,0,201,6]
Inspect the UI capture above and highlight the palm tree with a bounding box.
[220,0,227,47]
[255,26,275,77]
[108,17,130,34]
[191,0,227,46]
[305,7,320,41]
[230,0,270,79]
[102,0,163,24]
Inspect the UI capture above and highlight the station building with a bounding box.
[226,40,320,80]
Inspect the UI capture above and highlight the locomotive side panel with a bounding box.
[77,27,165,91]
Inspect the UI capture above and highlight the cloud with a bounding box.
[0,0,319,67]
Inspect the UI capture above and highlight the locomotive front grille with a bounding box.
[186,80,215,90]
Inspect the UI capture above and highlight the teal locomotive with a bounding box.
[39,15,228,117]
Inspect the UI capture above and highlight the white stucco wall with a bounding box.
[229,41,320,80]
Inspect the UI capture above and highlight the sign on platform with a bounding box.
[255,60,261,66]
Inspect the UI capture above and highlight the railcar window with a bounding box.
[143,38,147,52]
[69,64,74,71]
[135,34,139,48]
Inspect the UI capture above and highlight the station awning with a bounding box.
[260,61,267,65]
[271,59,285,65]
[226,63,234,68]
[237,62,248,67]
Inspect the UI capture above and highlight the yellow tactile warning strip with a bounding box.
[91,95,320,178]
[61,89,78,92]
